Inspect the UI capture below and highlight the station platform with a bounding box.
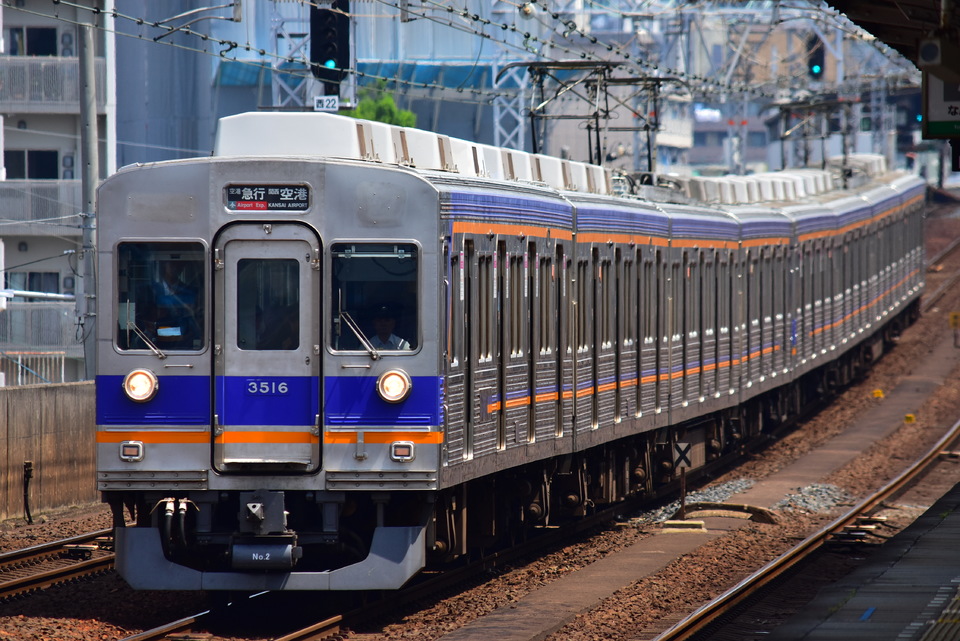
[768,480,960,641]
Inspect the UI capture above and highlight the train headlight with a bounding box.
[122,368,159,402]
[377,369,412,403]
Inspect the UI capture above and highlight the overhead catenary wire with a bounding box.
[5,1,918,119]
[29,0,519,105]
[2,250,79,272]
[33,0,864,106]
[2,123,210,157]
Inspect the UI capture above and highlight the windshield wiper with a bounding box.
[339,309,380,360]
[126,320,167,360]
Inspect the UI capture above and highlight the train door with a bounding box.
[462,240,475,459]
[715,250,730,397]
[730,249,744,396]
[639,252,657,417]
[557,245,572,438]
[701,251,717,400]
[596,250,616,428]
[654,250,667,414]
[213,223,321,472]
[772,247,785,376]
[684,251,702,406]
[498,242,510,449]
[760,249,772,382]
[574,253,596,432]
[527,242,537,443]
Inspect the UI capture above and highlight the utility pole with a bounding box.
[78,23,99,380]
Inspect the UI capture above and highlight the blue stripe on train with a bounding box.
[96,375,210,425]
[96,374,441,427]
[215,376,320,426]
[324,376,441,426]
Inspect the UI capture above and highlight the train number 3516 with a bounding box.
[246,380,289,395]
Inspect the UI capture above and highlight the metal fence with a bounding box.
[0,56,106,113]
[0,352,68,385]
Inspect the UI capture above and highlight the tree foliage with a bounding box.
[343,82,416,128]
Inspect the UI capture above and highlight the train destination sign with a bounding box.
[226,184,310,211]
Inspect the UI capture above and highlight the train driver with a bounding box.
[369,304,411,350]
[149,260,200,348]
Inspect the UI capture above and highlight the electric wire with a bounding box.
[8,0,918,110]
[2,124,209,157]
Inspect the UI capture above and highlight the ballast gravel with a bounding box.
[772,483,855,513]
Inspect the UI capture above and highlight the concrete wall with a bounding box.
[0,381,96,522]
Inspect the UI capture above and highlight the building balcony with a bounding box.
[0,56,106,114]
[0,302,83,360]
[658,117,694,149]
[0,180,83,237]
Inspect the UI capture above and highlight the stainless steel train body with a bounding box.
[95,113,926,592]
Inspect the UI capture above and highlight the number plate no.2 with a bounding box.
[246,380,289,395]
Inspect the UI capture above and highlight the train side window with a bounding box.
[539,255,553,354]
[478,254,492,360]
[330,243,418,352]
[447,247,458,367]
[116,242,205,352]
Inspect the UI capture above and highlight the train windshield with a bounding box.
[116,242,205,352]
[331,243,418,352]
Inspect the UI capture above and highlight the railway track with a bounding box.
[649,416,960,641]
[0,529,114,600]
[124,611,347,641]
[922,217,960,311]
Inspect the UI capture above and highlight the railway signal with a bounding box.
[806,35,825,80]
[310,0,350,94]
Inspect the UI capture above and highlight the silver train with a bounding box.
[95,112,926,591]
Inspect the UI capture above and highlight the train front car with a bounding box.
[96,139,442,590]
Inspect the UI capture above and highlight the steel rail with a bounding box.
[1,554,114,600]
[651,415,960,641]
[922,266,960,312]
[925,233,960,270]
[0,528,112,568]
[0,529,114,600]
[119,611,210,641]
[118,600,344,641]
[273,614,344,641]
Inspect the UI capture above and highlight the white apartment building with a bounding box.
[0,1,115,383]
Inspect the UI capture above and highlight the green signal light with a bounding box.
[811,64,822,74]
[324,59,337,69]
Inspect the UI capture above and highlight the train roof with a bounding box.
[213,112,919,210]
[215,111,611,198]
